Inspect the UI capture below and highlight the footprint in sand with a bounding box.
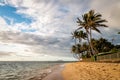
[101,66,104,68]
[97,68,100,69]
[102,69,106,71]
[112,68,117,70]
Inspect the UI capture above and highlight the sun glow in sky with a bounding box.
[0,0,120,61]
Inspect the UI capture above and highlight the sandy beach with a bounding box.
[28,62,120,80]
[62,62,120,80]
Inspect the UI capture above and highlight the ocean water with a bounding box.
[0,61,67,80]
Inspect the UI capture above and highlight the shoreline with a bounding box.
[27,62,120,80]
[27,64,65,80]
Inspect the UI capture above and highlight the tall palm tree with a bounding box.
[77,10,108,56]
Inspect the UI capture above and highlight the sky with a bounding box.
[0,0,120,61]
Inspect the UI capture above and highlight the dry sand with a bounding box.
[62,62,120,80]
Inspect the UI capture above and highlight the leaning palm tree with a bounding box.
[77,10,108,56]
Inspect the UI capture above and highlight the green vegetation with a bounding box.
[71,30,87,60]
[71,10,120,61]
[91,38,114,53]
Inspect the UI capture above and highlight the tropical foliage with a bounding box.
[91,38,114,52]
[71,10,120,61]
[71,30,87,60]
[71,10,109,60]
[76,10,108,55]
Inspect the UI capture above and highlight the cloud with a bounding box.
[0,30,73,57]
[0,0,75,59]
[0,0,120,61]
[90,0,120,29]
[0,17,10,31]
[0,52,11,57]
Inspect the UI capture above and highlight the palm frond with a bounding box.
[94,13,102,18]
[77,18,82,23]
[83,14,89,23]
[96,24,108,27]
[76,27,83,30]
[95,19,107,23]
[89,10,95,16]
[92,27,101,33]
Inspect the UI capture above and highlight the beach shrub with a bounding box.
[110,48,119,53]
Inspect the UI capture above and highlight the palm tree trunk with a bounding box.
[75,38,77,45]
[78,53,81,61]
[85,30,93,56]
[79,38,81,44]
[89,28,95,55]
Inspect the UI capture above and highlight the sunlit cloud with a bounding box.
[0,0,119,61]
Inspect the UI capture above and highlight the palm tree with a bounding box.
[71,30,79,45]
[77,10,108,56]
[92,38,114,52]
[77,30,87,43]
[91,38,99,54]
[71,30,87,60]
[72,30,87,44]
[71,44,82,60]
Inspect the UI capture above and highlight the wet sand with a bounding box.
[42,65,64,80]
[62,62,120,80]
[28,64,64,80]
